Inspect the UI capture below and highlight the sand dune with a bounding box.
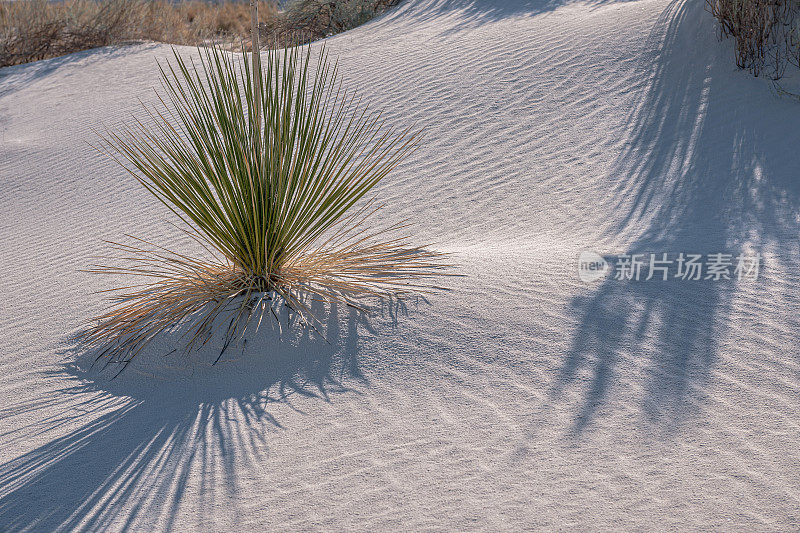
[1,0,799,530]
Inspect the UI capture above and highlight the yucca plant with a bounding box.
[84,42,443,368]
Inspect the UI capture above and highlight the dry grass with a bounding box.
[0,0,399,68]
[0,0,277,67]
[85,217,444,367]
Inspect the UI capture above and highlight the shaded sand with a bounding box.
[1,0,799,529]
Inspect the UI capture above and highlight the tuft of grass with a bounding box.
[83,45,444,368]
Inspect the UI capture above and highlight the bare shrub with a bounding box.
[270,0,398,43]
[706,0,800,78]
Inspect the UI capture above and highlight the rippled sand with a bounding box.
[1,0,799,529]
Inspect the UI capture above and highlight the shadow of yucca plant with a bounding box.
[84,44,444,366]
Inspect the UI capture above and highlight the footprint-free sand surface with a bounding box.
[1,0,799,530]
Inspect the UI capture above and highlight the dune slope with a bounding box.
[1,0,799,530]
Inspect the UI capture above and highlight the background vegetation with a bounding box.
[0,0,398,68]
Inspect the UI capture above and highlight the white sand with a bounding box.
[1,0,800,530]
